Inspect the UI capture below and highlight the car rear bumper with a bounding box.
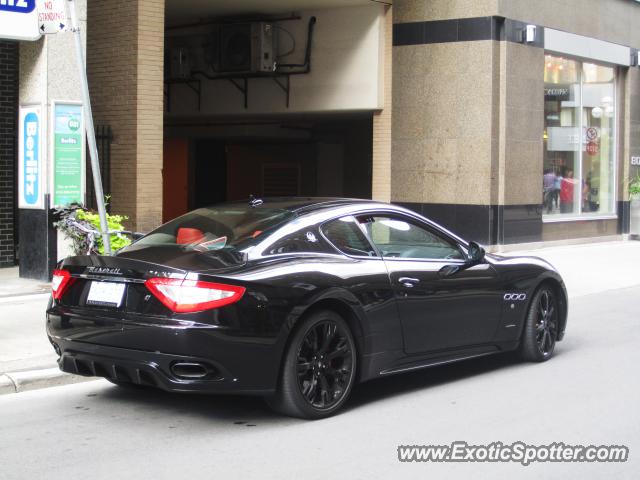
[53,341,272,395]
[46,308,281,395]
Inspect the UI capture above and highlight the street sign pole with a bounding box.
[66,0,111,255]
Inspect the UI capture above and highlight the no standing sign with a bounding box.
[37,0,67,34]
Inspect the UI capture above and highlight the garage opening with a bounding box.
[162,1,385,222]
[163,114,372,221]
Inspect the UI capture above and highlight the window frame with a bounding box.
[542,54,618,223]
[354,212,468,263]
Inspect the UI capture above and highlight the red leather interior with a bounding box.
[176,227,205,245]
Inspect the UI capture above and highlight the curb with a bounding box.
[0,368,94,395]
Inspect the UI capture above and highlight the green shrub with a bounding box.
[630,174,640,200]
[76,209,131,254]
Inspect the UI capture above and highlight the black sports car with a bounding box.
[47,198,567,419]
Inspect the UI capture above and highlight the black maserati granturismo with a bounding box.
[47,197,567,419]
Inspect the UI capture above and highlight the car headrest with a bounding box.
[176,227,205,245]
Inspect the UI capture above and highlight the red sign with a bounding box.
[586,141,599,156]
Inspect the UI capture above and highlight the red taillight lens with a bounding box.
[144,278,246,313]
[51,269,75,300]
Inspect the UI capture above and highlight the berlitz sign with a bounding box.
[18,105,45,209]
[0,0,36,13]
[0,0,41,41]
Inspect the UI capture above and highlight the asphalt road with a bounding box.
[1,285,638,480]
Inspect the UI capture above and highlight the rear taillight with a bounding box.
[144,278,246,313]
[51,269,75,300]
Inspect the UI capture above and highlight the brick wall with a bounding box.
[0,41,18,267]
[87,0,164,233]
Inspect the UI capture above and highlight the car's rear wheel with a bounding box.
[266,310,357,419]
[519,285,559,362]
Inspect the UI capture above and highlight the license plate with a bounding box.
[87,281,126,308]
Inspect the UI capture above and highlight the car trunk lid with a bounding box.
[57,246,246,315]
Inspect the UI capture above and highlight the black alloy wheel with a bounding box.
[296,320,354,409]
[266,310,357,419]
[520,285,559,362]
[535,289,558,356]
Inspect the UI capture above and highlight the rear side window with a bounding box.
[322,216,377,257]
[266,229,331,255]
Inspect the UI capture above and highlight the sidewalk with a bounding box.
[0,271,90,394]
[0,267,50,298]
[1,239,639,395]
[502,240,640,298]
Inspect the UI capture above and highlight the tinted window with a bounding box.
[125,206,295,254]
[360,216,463,260]
[266,229,330,255]
[322,216,376,257]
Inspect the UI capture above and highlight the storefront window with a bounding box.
[543,55,616,219]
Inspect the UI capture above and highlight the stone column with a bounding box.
[372,5,393,203]
[17,0,87,279]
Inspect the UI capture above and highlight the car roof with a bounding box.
[220,197,379,213]
[209,197,470,252]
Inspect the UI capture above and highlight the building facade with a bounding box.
[3,0,640,278]
[392,0,640,245]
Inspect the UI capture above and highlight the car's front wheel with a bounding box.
[519,285,559,362]
[266,310,357,419]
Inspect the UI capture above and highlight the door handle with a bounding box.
[398,277,420,287]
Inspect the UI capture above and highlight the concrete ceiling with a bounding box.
[165,0,386,25]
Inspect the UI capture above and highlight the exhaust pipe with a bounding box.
[170,362,211,379]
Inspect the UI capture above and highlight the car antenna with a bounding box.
[249,194,264,207]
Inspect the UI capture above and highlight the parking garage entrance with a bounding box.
[162,114,373,222]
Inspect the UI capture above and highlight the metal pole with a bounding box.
[67,0,112,255]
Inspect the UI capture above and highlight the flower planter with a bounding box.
[631,199,640,239]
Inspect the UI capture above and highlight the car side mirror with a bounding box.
[439,242,485,278]
[467,241,485,264]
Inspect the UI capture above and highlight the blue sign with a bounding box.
[0,0,36,14]
[23,111,40,206]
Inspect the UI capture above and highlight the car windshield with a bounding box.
[125,205,295,254]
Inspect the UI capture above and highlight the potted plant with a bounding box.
[54,201,132,258]
[630,174,640,239]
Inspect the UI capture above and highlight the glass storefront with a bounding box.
[543,55,616,219]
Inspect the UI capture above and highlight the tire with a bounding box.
[519,285,559,362]
[266,310,357,419]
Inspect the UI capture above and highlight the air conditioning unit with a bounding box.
[214,22,277,74]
